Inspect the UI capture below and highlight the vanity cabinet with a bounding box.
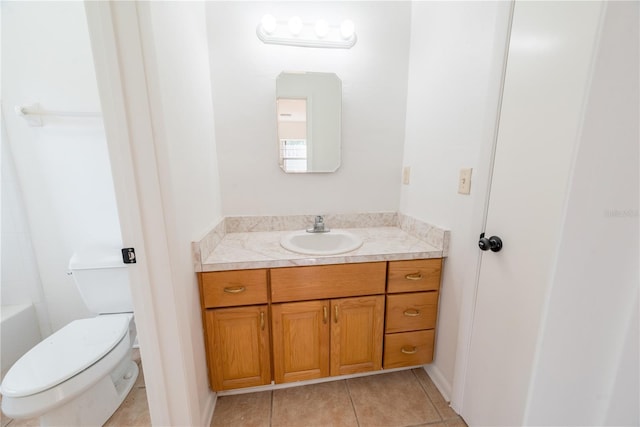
[330,295,385,376]
[270,262,386,302]
[198,258,442,391]
[270,262,386,383]
[271,295,385,384]
[383,259,441,369]
[205,305,271,390]
[199,269,271,390]
[271,300,329,383]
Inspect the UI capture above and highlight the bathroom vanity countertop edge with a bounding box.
[199,227,444,272]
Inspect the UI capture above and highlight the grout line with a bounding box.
[405,422,447,427]
[411,369,444,423]
[269,389,274,427]
[344,379,361,427]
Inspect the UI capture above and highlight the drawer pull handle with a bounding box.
[403,309,421,317]
[334,305,339,323]
[405,272,423,281]
[401,346,418,355]
[223,286,246,294]
[323,306,328,324]
[260,311,265,330]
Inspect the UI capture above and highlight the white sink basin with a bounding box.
[280,230,363,256]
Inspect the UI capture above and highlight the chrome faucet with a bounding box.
[307,215,330,233]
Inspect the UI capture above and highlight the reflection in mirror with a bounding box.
[276,72,341,173]
[277,98,308,172]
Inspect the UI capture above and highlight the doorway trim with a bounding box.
[448,1,515,413]
[84,2,202,424]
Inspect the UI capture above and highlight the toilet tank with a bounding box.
[69,247,134,315]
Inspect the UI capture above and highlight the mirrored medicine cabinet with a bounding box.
[276,72,341,173]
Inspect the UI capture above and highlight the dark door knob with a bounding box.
[478,234,503,252]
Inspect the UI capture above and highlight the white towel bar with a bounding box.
[15,103,101,126]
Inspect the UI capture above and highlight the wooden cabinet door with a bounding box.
[331,295,385,376]
[205,305,270,391]
[272,300,330,383]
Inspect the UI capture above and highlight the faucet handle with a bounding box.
[315,215,324,224]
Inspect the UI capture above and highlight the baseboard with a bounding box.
[215,366,417,396]
[424,364,453,403]
[201,391,217,427]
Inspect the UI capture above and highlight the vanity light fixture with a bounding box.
[257,15,357,49]
[261,14,277,34]
[315,19,329,38]
[340,20,355,39]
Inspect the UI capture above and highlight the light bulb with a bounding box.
[261,14,277,34]
[340,19,355,39]
[315,19,329,38]
[288,16,303,36]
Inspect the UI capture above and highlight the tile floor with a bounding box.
[211,369,467,427]
[2,356,465,427]
[1,349,150,427]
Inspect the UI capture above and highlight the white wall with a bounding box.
[399,2,511,394]
[207,1,411,216]
[139,2,223,423]
[1,124,50,336]
[603,299,639,426]
[525,2,639,424]
[1,2,121,332]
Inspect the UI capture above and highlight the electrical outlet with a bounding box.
[458,168,472,194]
[402,166,411,185]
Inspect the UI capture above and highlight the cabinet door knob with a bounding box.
[323,306,328,324]
[260,311,265,330]
[334,305,339,323]
[401,346,418,355]
[403,309,421,317]
[223,286,246,294]
[405,272,423,281]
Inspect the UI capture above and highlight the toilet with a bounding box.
[0,247,138,426]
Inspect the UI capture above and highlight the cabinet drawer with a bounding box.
[200,269,268,308]
[383,330,435,369]
[387,259,441,293]
[385,292,439,333]
[271,262,386,303]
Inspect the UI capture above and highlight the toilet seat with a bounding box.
[0,314,135,420]
[1,313,132,398]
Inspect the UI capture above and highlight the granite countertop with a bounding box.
[199,226,444,272]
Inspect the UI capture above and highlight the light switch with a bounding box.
[402,166,411,185]
[458,168,472,195]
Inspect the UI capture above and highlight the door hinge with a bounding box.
[121,248,137,264]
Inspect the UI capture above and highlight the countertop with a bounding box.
[199,226,444,272]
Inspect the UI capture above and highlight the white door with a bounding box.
[462,2,605,425]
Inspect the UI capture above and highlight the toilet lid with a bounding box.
[0,314,131,397]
